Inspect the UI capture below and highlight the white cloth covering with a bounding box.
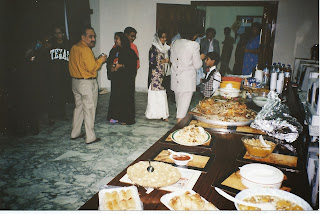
[145,87,169,120]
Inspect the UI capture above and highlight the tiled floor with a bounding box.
[0,91,202,210]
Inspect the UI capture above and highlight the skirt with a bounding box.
[145,87,169,120]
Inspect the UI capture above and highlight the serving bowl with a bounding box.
[253,96,268,107]
[241,135,277,158]
[219,86,240,98]
[234,188,313,211]
[220,81,242,90]
[169,152,193,166]
[221,76,243,82]
[239,163,284,189]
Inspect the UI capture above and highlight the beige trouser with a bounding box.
[71,78,98,143]
[174,91,193,119]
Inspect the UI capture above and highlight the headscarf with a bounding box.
[152,33,171,75]
[152,33,170,57]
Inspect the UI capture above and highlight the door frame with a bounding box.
[191,1,279,67]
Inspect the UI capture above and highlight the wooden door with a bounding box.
[259,1,279,67]
[156,3,206,44]
[65,0,91,45]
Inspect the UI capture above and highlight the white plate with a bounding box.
[171,129,211,146]
[235,188,313,211]
[99,186,143,210]
[160,190,219,210]
[191,107,255,126]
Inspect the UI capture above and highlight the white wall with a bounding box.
[89,0,319,91]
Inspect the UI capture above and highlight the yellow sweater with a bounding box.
[69,40,104,78]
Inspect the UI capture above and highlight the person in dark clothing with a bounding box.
[48,25,71,125]
[107,32,137,125]
[220,27,235,76]
[10,35,52,136]
[232,28,249,75]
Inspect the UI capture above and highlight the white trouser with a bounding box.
[71,78,98,143]
[174,91,193,119]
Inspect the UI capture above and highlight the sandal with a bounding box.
[108,119,118,124]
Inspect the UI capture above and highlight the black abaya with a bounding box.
[107,46,137,124]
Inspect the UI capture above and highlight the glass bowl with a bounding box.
[252,92,268,107]
[241,135,277,158]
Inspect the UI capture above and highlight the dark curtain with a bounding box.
[3,0,91,136]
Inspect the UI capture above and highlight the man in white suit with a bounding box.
[170,25,203,123]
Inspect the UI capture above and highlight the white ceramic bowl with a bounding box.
[253,96,268,107]
[234,188,313,211]
[219,88,240,98]
[239,163,284,189]
[169,152,193,166]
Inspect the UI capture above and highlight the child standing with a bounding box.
[201,52,221,98]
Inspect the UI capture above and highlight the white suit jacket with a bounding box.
[170,39,202,92]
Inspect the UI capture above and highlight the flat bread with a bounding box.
[127,161,181,188]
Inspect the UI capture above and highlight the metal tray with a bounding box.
[191,108,254,127]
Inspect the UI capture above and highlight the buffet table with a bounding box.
[79,86,313,210]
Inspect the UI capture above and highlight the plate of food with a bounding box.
[235,188,312,211]
[127,161,181,188]
[160,190,219,210]
[191,97,257,126]
[98,186,143,210]
[171,125,211,146]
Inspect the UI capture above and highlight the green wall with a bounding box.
[198,6,264,72]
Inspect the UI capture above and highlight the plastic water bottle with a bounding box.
[283,64,292,94]
[262,63,270,86]
[270,64,278,91]
[277,66,285,94]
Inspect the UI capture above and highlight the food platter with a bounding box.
[171,126,211,146]
[191,97,257,127]
[191,107,254,126]
[98,186,143,210]
[127,161,181,188]
[160,190,219,210]
[235,188,312,211]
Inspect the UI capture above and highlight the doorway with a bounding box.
[156,3,205,44]
[156,1,278,74]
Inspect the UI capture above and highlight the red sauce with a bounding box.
[173,155,191,161]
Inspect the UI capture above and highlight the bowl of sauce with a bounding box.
[169,152,193,166]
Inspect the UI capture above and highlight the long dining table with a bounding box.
[79,86,313,210]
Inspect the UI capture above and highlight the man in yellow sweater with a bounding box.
[69,26,107,144]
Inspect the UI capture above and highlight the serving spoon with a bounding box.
[259,135,271,147]
[147,160,154,173]
[215,187,276,210]
[168,149,181,156]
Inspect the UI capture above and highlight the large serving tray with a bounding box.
[191,107,254,127]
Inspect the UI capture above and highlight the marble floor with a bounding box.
[0,91,202,210]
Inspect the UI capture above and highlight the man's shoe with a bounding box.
[87,137,101,144]
[71,133,85,140]
[99,88,108,95]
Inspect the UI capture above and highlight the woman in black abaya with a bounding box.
[107,32,137,125]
